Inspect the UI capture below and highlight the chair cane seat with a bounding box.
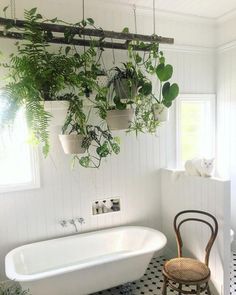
[163,257,210,283]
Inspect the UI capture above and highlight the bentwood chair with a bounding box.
[162,210,218,295]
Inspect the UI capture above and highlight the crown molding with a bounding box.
[160,44,215,54]
[99,0,236,25]
[217,40,236,52]
[98,0,216,26]
[217,8,236,24]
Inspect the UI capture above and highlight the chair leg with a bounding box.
[178,283,182,295]
[207,284,211,295]
[196,285,201,295]
[162,276,168,295]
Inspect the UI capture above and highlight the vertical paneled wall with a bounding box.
[161,169,230,295]
[0,0,216,282]
[217,44,236,239]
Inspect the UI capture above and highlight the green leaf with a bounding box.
[3,6,9,12]
[87,18,94,25]
[97,143,110,158]
[65,46,71,55]
[36,13,43,19]
[29,7,37,15]
[135,53,142,64]
[51,17,58,23]
[139,82,152,96]
[156,64,173,82]
[79,156,90,167]
[122,27,129,33]
[111,143,120,154]
[159,56,165,64]
[162,82,179,107]
[114,96,126,110]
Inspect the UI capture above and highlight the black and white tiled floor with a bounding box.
[92,253,236,295]
[92,256,207,295]
[230,252,236,295]
[92,256,166,295]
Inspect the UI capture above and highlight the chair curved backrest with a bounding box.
[174,210,218,266]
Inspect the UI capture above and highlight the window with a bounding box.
[0,96,40,193]
[176,94,215,168]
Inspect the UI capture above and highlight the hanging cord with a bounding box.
[153,0,156,35]
[10,0,16,22]
[111,37,116,65]
[133,4,137,34]
[82,0,85,23]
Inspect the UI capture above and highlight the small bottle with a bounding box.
[93,201,99,215]
[102,200,108,213]
[98,201,103,214]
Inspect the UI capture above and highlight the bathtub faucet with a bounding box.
[59,217,85,233]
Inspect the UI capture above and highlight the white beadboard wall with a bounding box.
[161,169,230,295]
[217,44,236,241]
[0,0,216,282]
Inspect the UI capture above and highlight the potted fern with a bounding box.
[1,8,99,155]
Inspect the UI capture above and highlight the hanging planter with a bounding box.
[152,103,169,122]
[59,134,86,154]
[106,108,134,130]
[43,101,69,126]
[114,78,137,100]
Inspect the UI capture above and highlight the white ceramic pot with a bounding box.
[43,101,69,127]
[59,134,86,154]
[106,109,134,130]
[152,103,169,122]
[114,79,137,100]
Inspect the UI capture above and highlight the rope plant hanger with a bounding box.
[0,1,179,169]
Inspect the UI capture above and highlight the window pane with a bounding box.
[178,96,215,168]
[0,103,35,189]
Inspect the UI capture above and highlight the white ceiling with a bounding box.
[111,0,236,19]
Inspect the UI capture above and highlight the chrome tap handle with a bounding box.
[77,217,85,225]
[60,220,67,227]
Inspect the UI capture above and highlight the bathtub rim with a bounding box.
[5,225,167,282]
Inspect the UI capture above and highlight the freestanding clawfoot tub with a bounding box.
[5,226,167,295]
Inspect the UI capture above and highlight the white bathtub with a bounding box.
[5,226,167,295]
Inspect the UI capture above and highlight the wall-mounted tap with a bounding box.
[59,220,67,227]
[69,219,79,233]
[77,217,85,225]
[59,217,85,233]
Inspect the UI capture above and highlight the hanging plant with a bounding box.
[129,44,179,123]
[60,94,120,168]
[0,8,179,169]
[0,8,101,156]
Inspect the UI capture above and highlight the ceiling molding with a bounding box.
[100,0,236,25]
[217,8,236,24]
[217,40,236,52]
[99,0,216,25]
[160,44,215,54]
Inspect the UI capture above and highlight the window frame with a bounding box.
[176,94,216,168]
[0,146,40,194]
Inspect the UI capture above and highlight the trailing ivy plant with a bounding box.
[1,8,102,156]
[77,125,120,168]
[61,94,120,168]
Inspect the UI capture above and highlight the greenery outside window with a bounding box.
[176,94,216,168]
